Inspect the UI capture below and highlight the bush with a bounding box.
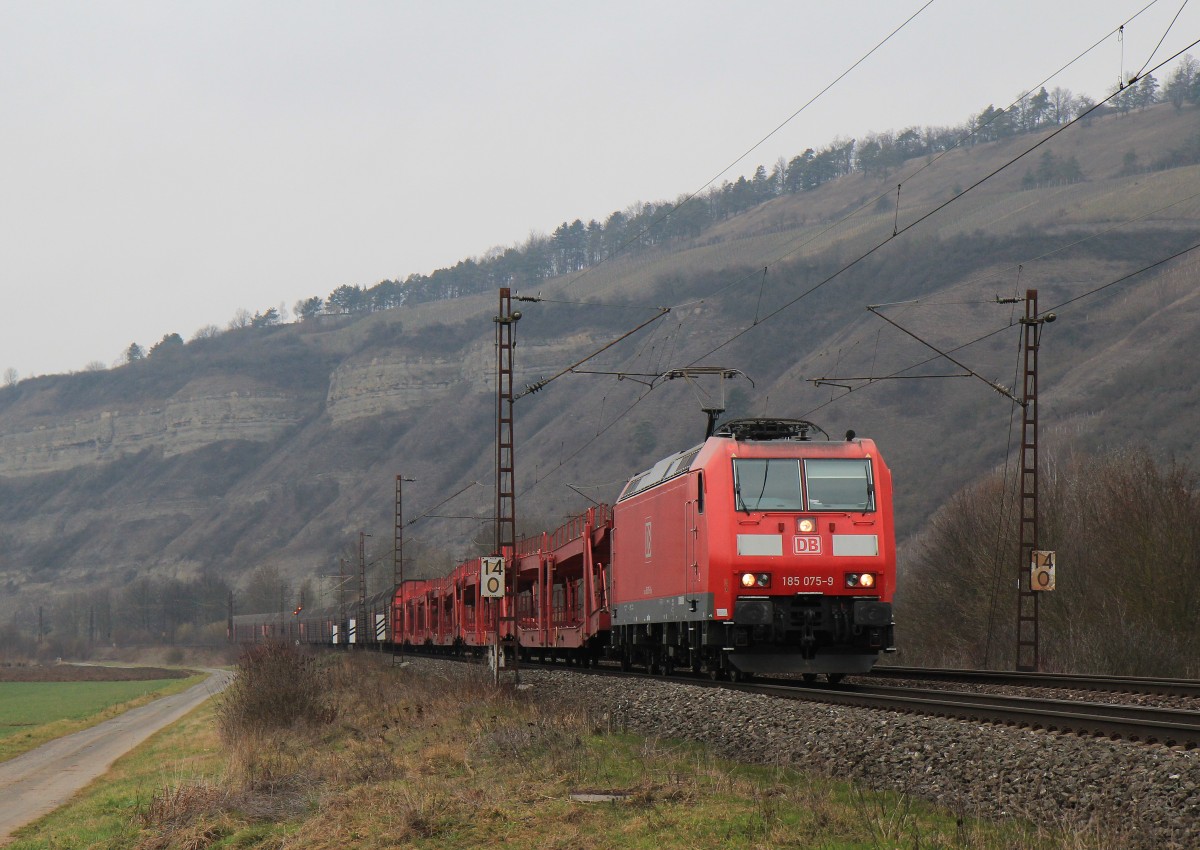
[898,446,1200,675]
[217,642,331,741]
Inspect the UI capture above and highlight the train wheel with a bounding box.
[827,673,844,685]
[802,673,817,684]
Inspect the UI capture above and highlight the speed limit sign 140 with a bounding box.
[481,557,505,598]
[1031,550,1056,592]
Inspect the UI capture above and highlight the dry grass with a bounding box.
[114,654,1132,849]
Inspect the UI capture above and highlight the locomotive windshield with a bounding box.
[733,457,874,512]
[804,458,874,511]
[733,459,804,511]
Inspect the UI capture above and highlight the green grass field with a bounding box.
[5,692,225,850]
[0,680,184,736]
[0,676,205,762]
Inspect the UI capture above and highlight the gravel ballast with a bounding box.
[524,668,1200,848]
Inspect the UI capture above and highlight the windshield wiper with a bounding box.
[734,479,750,513]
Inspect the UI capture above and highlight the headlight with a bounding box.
[740,572,771,588]
[796,517,816,534]
[845,573,876,588]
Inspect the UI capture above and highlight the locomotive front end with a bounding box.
[711,424,896,677]
[609,418,896,680]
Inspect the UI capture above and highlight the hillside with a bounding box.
[1,102,1198,627]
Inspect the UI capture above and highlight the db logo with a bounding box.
[793,536,822,555]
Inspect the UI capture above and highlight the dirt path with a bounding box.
[0,668,232,845]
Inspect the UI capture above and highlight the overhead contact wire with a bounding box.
[514,307,671,400]
[800,7,1195,376]
[517,384,662,499]
[1046,238,1200,311]
[802,183,1200,371]
[669,1,1167,324]
[556,0,935,295]
[402,481,484,531]
[689,37,1200,366]
[803,238,1200,421]
[516,5,1190,501]
[1135,0,1188,79]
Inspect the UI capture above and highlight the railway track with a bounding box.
[866,665,1200,699]
[498,658,1200,748]
[734,678,1200,748]
[393,649,1200,747]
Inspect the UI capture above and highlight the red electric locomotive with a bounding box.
[609,419,895,680]
[233,417,895,683]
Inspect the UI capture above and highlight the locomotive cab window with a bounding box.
[803,458,874,511]
[733,459,804,511]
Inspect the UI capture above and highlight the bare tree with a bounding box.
[1049,87,1074,124]
[242,564,286,614]
[900,447,1200,676]
[227,308,253,330]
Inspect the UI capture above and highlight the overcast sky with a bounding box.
[2,0,1197,379]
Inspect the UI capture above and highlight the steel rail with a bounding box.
[732,680,1200,748]
[494,658,1200,748]
[866,666,1200,699]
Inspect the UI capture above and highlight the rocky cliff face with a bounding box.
[0,315,627,616]
[325,349,483,423]
[0,390,307,477]
[324,333,604,423]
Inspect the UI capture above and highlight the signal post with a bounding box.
[494,288,521,683]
